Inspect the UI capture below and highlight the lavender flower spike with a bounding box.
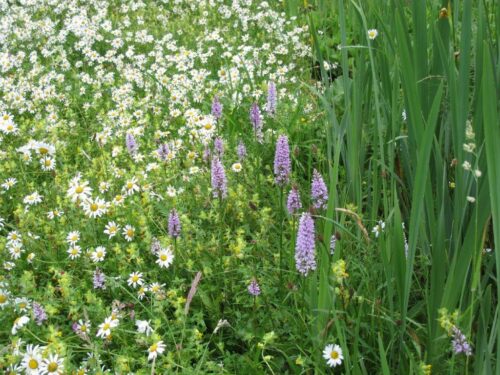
[211,96,223,120]
[168,208,181,238]
[247,279,261,296]
[93,268,106,290]
[211,157,227,199]
[33,302,48,325]
[214,137,224,157]
[126,133,137,155]
[274,135,291,187]
[295,212,316,276]
[266,81,277,116]
[237,141,247,161]
[451,326,473,356]
[311,169,328,210]
[287,187,302,215]
[249,103,263,143]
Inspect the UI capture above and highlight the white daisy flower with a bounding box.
[21,344,42,374]
[156,247,174,269]
[122,225,135,241]
[67,245,81,259]
[367,29,378,40]
[322,343,343,368]
[12,315,30,335]
[90,246,106,263]
[135,319,153,336]
[127,272,144,288]
[66,231,80,245]
[147,341,166,361]
[41,353,64,374]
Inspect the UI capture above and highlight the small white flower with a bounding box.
[156,247,174,269]
[135,320,153,336]
[367,29,378,40]
[104,221,120,239]
[90,246,106,263]
[147,341,166,361]
[127,272,144,288]
[12,315,30,335]
[323,343,344,368]
[122,225,135,241]
[231,162,242,172]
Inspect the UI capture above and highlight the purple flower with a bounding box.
[126,133,137,155]
[451,326,473,356]
[249,103,263,143]
[237,141,247,161]
[93,268,106,290]
[211,157,227,199]
[247,279,261,296]
[295,212,316,276]
[157,143,170,161]
[214,137,224,157]
[330,234,336,255]
[211,96,223,120]
[203,146,211,163]
[168,208,181,238]
[266,81,277,116]
[287,187,302,215]
[33,302,47,325]
[311,169,328,210]
[274,135,291,187]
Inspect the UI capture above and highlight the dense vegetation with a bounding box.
[0,0,498,374]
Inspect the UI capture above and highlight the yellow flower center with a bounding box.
[6,124,13,131]
[48,362,58,372]
[96,251,103,258]
[80,325,87,332]
[29,359,39,369]
[19,302,26,309]
[90,203,98,212]
[0,294,7,303]
[45,159,52,166]
[103,323,110,330]
[330,351,339,360]
[39,147,49,155]
[127,229,134,237]
[75,186,84,194]
[126,182,133,189]
[160,254,168,261]
[204,123,213,130]
[149,343,158,352]
[132,275,139,282]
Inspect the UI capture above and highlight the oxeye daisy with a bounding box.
[231,162,242,172]
[123,177,140,195]
[23,191,43,206]
[67,179,92,202]
[367,29,378,40]
[22,344,42,374]
[323,343,343,367]
[41,353,64,374]
[40,156,56,171]
[156,247,174,269]
[147,341,166,361]
[67,245,81,259]
[90,246,106,263]
[12,315,30,335]
[127,272,144,288]
[104,221,120,238]
[136,319,153,336]
[0,289,11,308]
[66,231,80,245]
[122,224,135,241]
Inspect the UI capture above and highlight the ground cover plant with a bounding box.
[0,0,498,373]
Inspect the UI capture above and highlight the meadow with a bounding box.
[0,0,498,374]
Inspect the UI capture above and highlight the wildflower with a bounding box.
[104,221,120,238]
[22,344,42,374]
[81,197,108,218]
[466,196,476,203]
[168,209,181,238]
[273,135,291,187]
[136,320,153,336]
[15,297,31,312]
[123,177,140,195]
[367,29,378,40]
[93,268,106,289]
[66,178,92,203]
[295,212,316,276]
[266,81,277,116]
[90,246,106,263]
[12,315,30,335]
[211,96,223,120]
[286,187,302,215]
[122,225,135,241]
[96,317,117,338]
[372,220,385,238]
[237,141,247,160]
[213,319,231,334]
[128,272,144,288]
[74,319,91,339]
[332,259,349,283]
[330,234,337,255]
[451,326,473,356]
[214,137,224,157]
[247,279,261,296]
[41,353,64,374]
[23,191,43,206]
[33,302,48,325]
[66,231,80,245]
[311,169,328,210]
[249,103,263,143]
[157,143,170,161]
[231,162,242,172]
[147,341,166,361]
[2,177,17,190]
[156,247,174,269]
[211,157,227,199]
[67,245,81,259]
[323,344,344,367]
[126,133,138,155]
[0,289,10,308]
